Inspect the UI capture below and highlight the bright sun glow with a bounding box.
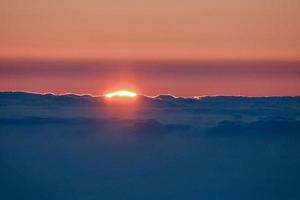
[105,90,137,98]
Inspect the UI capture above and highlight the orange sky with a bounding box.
[1,0,300,60]
[0,0,300,96]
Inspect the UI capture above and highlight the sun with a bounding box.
[105,90,137,99]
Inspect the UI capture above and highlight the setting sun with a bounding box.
[105,90,137,99]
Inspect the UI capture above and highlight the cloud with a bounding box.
[0,117,109,125]
[1,92,300,200]
[1,91,300,108]
[0,116,191,136]
[131,119,190,134]
[1,60,300,78]
[1,91,300,135]
[206,119,300,139]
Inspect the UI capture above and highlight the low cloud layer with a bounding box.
[1,92,300,200]
[206,119,300,139]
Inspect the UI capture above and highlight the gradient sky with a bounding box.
[0,59,299,96]
[1,0,300,60]
[0,0,299,96]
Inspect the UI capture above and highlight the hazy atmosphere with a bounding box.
[1,59,299,96]
[1,0,300,199]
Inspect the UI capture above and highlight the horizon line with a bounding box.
[1,90,300,99]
